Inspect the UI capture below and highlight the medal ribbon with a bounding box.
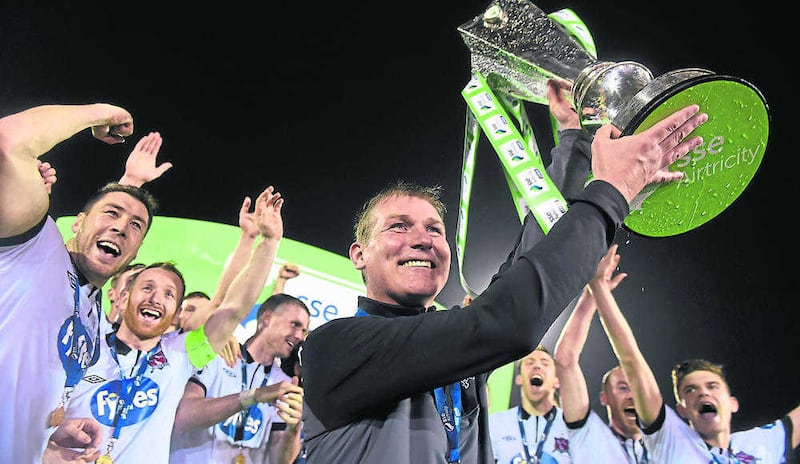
[226,356,272,444]
[103,334,163,456]
[517,406,555,463]
[53,273,102,425]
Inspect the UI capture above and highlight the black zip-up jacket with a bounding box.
[301,129,627,463]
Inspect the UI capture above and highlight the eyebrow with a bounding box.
[104,202,149,227]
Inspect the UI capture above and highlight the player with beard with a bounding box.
[0,103,176,462]
[47,186,300,464]
[489,346,572,463]
[594,244,800,463]
[554,248,647,463]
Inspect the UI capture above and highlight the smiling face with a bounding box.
[675,369,738,439]
[601,367,640,438]
[350,194,451,307]
[67,191,149,287]
[516,348,559,409]
[258,302,310,359]
[118,266,184,343]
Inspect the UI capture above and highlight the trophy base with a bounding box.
[619,72,769,237]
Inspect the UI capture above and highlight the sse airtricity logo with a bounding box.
[91,378,160,426]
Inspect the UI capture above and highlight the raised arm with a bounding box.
[207,195,260,310]
[592,244,663,426]
[554,286,596,423]
[272,262,300,296]
[555,252,627,423]
[118,132,172,187]
[0,103,133,238]
[202,186,283,352]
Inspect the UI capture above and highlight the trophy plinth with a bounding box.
[458,0,769,237]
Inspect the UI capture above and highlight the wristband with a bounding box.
[239,388,257,409]
[185,326,216,369]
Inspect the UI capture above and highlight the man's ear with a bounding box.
[600,390,609,407]
[350,242,365,270]
[675,401,688,420]
[514,373,523,387]
[107,287,118,303]
[730,396,739,414]
[71,212,86,234]
[118,289,130,317]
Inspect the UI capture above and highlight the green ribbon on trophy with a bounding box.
[456,0,770,296]
[458,0,770,415]
[456,7,596,297]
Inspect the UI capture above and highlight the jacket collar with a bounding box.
[356,295,436,318]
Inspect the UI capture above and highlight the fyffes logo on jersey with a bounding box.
[91,378,159,426]
[220,406,264,441]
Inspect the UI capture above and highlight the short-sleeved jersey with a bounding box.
[0,217,103,463]
[567,408,649,463]
[59,330,196,463]
[169,351,290,463]
[489,406,572,463]
[643,403,789,463]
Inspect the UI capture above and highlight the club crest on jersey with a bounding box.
[733,451,756,464]
[553,436,569,453]
[148,350,168,370]
[91,378,160,426]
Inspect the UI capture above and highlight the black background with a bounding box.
[2,1,794,431]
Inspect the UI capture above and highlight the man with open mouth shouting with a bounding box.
[489,346,572,463]
[593,245,800,463]
[44,186,291,464]
[0,103,171,463]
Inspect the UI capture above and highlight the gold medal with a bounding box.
[48,406,65,427]
[96,454,113,464]
[234,451,246,464]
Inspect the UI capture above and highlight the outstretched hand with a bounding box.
[253,186,284,242]
[590,104,707,203]
[238,196,260,240]
[119,132,173,187]
[590,244,627,293]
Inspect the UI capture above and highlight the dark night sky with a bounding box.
[2,1,794,430]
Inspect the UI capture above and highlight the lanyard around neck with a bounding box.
[106,333,162,440]
[61,273,102,386]
[517,406,555,462]
[434,382,462,463]
[230,358,272,442]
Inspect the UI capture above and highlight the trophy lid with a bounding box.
[458,0,596,102]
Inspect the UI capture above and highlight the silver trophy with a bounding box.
[457,0,769,237]
[458,0,713,132]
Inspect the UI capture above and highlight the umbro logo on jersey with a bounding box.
[83,374,106,383]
